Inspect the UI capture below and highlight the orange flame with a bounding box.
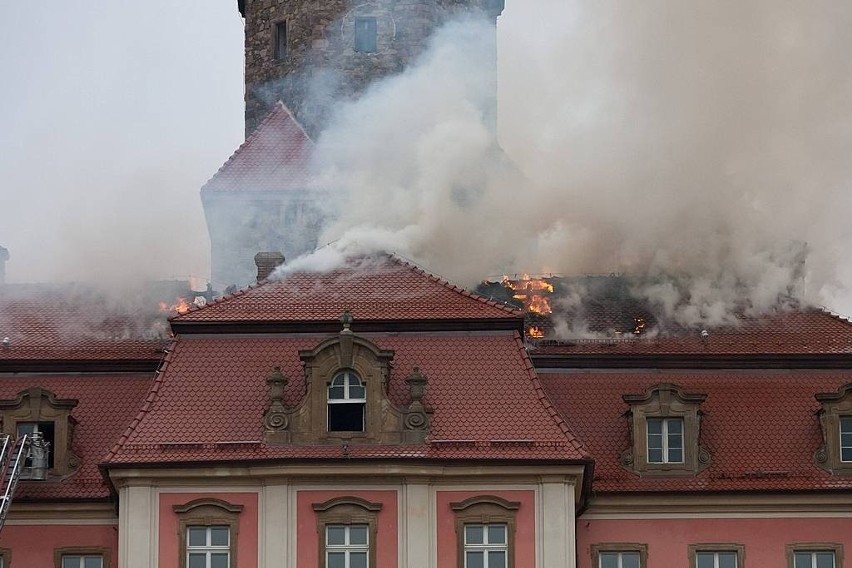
[527,295,552,315]
[159,298,191,315]
[528,326,545,338]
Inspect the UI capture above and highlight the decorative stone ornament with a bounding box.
[263,366,291,444]
[403,367,432,443]
[339,310,354,367]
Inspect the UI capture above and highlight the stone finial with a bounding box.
[264,367,291,441]
[406,367,428,403]
[340,310,353,331]
[403,368,432,443]
[339,310,354,366]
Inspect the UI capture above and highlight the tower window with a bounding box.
[354,18,377,53]
[274,21,287,61]
[328,371,366,432]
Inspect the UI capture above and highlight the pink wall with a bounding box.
[436,490,536,568]
[0,524,117,568]
[578,516,852,567]
[158,492,259,568]
[296,490,398,568]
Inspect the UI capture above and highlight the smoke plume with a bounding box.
[299,0,852,328]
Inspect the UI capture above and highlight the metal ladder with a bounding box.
[0,434,29,531]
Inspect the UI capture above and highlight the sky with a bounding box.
[2,1,852,318]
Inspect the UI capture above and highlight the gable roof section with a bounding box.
[540,368,852,493]
[171,254,522,329]
[530,309,852,360]
[106,330,587,466]
[201,101,313,193]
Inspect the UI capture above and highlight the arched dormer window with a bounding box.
[328,371,366,432]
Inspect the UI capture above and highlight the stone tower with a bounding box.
[239,0,505,138]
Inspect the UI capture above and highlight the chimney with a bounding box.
[0,246,8,285]
[254,251,285,282]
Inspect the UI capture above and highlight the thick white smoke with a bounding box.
[299,0,852,328]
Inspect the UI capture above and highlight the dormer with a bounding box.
[263,313,432,445]
[815,383,852,475]
[621,383,710,476]
[0,387,81,479]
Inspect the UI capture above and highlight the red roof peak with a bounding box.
[201,101,314,193]
[171,252,523,326]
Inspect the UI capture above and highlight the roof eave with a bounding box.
[531,352,852,370]
[169,317,525,335]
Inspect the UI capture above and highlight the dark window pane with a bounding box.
[84,558,103,568]
[465,525,484,544]
[488,551,506,568]
[211,553,229,568]
[329,385,345,400]
[816,552,835,568]
[842,447,852,462]
[648,446,663,463]
[668,447,683,463]
[62,558,80,568]
[696,552,715,568]
[599,553,618,568]
[349,385,365,399]
[210,526,229,546]
[647,418,662,435]
[274,21,287,60]
[188,527,208,546]
[327,526,346,545]
[718,552,738,568]
[466,551,485,568]
[622,552,640,568]
[188,554,206,568]
[795,552,812,568]
[667,418,683,434]
[349,525,368,545]
[327,552,346,568]
[350,552,368,568]
[328,402,365,431]
[488,524,506,544]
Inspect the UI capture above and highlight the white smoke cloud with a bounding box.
[300,0,852,328]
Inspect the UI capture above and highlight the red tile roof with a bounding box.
[0,285,168,362]
[171,254,522,324]
[2,373,153,500]
[106,331,587,465]
[531,309,852,356]
[201,101,313,193]
[540,369,852,492]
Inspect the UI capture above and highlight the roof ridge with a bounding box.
[104,340,175,462]
[169,280,263,321]
[817,306,852,327]
[386,253,523,317]
[200,100,313,193]
[512,331,589,456]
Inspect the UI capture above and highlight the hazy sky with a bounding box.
[2,1,852,317]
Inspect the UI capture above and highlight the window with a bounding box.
[0,549,10,568]
[187,526,230,568]
[313,497,381,568]
[647,417,683,463]
[16,421,54,469]
[689,545,743,568]
[621,383,709,476]
[451,496,520,568]
[326,525,369,568]
[60,556,103,568]
[328,371,366,432]
[840,416,852,462]
[592,544,647,568]
[787,544,842,568]
[273,21,287,61]
[599,552,640,568]
[173,498,243,568]
[464,524,508,568]
[815,384,852,474]
[53,548,109,568]
[354,17,377,53]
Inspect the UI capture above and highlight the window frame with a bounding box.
[53,548,109,568]
[646,416,684,464]
[463,523,509,568]
[0,548,10,568]
[272,20,287,61]
[172,498,243,568]
[450,496,520,568]
[313,497,382,568]
[622,383,709,476]
[354,17,378,53]
[839,416,852,463]
[689,543,744,568]
[327,370,367,433]
[186,525,231,568]
[324,524,370,568]
[786,543,842,568]
[591,543,648,568]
